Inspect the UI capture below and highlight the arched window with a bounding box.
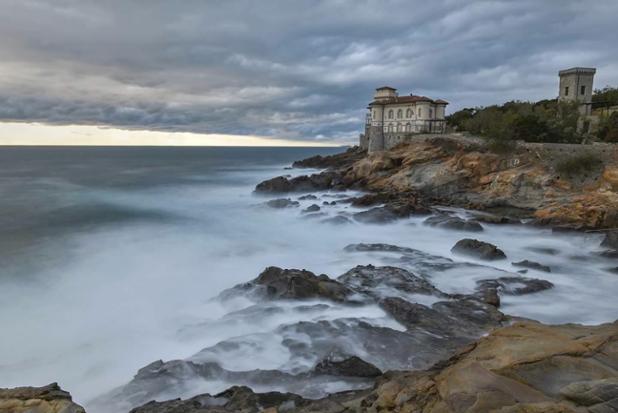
[388,123,394,133]
[397,123,402,132]
[406,108,412,118]
[429,108,433,119]
[405,123,411,132]
[397,109,403,119]
[372,110,376,119]
[388,109,394,119]
[418,108,422,118]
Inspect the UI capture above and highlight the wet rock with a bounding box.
[352,206,399,223]
[470,212,521,225]
[219,266,352,303]
[517,269,529,274]
[322,201,336,206]
[265,198,299,208]
[292,147,365,169]
[349,192,401,207]
[321,215,352,225]
[477,276,554,296]
[379,296,504,339]
[423,214,484,232]
[298,194,318,200]
[255,171,341,194]
[129,320,618,413]
[451,238,507,260]
[599,250,618,259]
[313,355,382,378]
[301,212,327,220]
[338,265,442,299]
[526,246,560,255]
[512,259,552,273]
[607,267,618,275]
[0,383,85,413]
[302,204,320,213]
[601,230,618,250]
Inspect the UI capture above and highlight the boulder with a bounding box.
[255,172,340,194]
[265,198,299,208]
[321,215,352,225]
[353,201,429,224]
[298,194,318,200]
[313,355,382,378]
[423,214,484,232]
[302,204,320,213]
[512,259,552,273]
[451,238,507,260]
[219,266,352,302]
[477,276,554,296]
[0,383,85,413]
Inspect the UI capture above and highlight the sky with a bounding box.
[0,0,617,146]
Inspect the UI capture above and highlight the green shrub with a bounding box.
[598,112,618,143]
[485,138,517,154]
[555,153,603,177]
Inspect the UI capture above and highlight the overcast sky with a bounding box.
[1,0,617,145]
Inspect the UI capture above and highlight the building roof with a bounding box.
[559,67,596,76]
[375,86,397,91]
[369,94,449,106]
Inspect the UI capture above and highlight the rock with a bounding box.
[301,212,327,220]
[265,198,299,208]
[601,230,618,250]
[313,355,382,378]
[471,212,521,225]
[512,259,552,273]
[353,201,429,224]
[423,214,484,232]
[322,201,336,206]
[0,383,86,413]
[298,194,318,200]
[338,265,442,299]
[292,147,365,169]
[607,267,618,275]
[525,246,560,255]
[302,204,320,213]
[255,171,341,194]
[560,377,618,408]
[477,276,554,296]
[451,238,507,260]
[219,266,352,302]
[321,215,352,225]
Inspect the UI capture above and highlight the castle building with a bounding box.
[558,67,596,116]
[360,86,448,152]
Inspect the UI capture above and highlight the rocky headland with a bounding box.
[6,136,618,413]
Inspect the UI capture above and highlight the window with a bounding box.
[418,108,422,117]
[405,123,411,132]
[565,86,569,96]
[406,108,412,118]
[397,109,402,119]
[388,109,393,119]
[388,123,394,132]
[372,110,376,119]
[397,123,402,132]
[581,85,586,95]
[429,109,433,119]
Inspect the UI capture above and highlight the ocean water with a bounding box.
[0,146,616,409]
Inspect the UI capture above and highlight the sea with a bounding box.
[0,146,616,410]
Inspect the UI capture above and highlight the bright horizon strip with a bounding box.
[0,122,343,147]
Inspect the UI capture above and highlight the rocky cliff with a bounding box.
[0,383,85,413]
[258,136,618,229]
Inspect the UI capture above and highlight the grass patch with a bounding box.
[555,153,603,177]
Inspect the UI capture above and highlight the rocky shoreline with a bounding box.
[4,138,618,413]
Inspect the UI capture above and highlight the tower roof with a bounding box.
[375,86,397,91]
[559,67,596,76]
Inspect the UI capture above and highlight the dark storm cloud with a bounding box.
[1,0,617,142]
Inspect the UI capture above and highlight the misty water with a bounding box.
[0,146,616,410]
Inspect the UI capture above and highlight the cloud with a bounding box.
[0,0,617,143]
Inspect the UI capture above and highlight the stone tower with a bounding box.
[558,67,596,115]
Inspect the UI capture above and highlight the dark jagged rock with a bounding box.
[302,204,320,213]
[348,191,402,207]
[512,259,552,272]
[321,215,352,225]
[423,214,484,232]
[298,194,318,200]
[469,212,521,225]
[352,201,429,224]
[607,267,618,274]
[219,266,352,302]
[292,146,365,169]
[313,355,382,378]
[255,171,342,194]
[477,276,554,296]
[322,200,336,206]
[338,265,442,299]
[265,198,299,208]
[0,383,85,413]
[451,238,507,260]
[379,296,504,339]
[525,246,560,255]
[601,230,618,250]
